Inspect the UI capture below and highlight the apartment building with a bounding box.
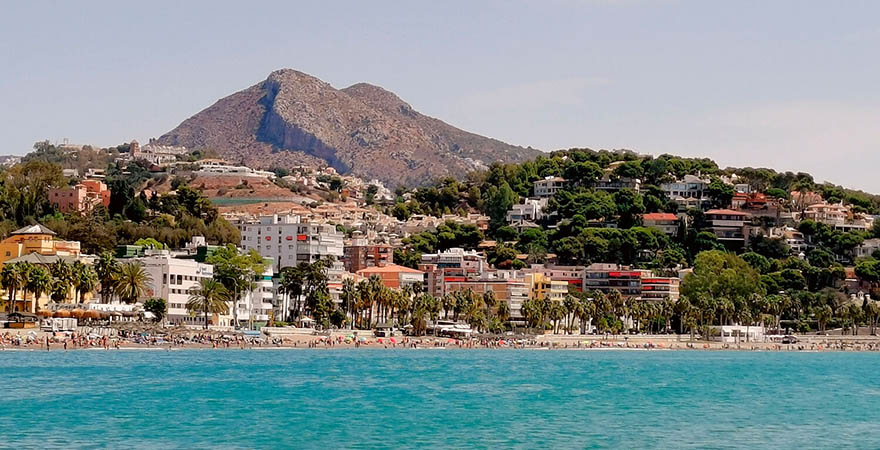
[582,263,645,297]
[342,236,392,273]
[639,275,680,302]
[139,252,214,327]
[419,248,488,297]
[239,214,344,270]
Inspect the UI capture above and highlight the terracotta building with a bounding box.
[49,180,111,213]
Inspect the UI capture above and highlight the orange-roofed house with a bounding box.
[642,213,679,236]
[356,264,425,290]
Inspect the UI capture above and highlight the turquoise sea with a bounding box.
[1,349,878,449]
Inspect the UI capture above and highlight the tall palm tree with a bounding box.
[187,278,230,329]
[1,263,24,312]
[49,260,73,303]
[25,266,51,313]
[341,278,358,329]
[71,262,98,304]
[115,261,151,304]
[279,265,304,321]
[94,251,120,303]
[365,275,384,326]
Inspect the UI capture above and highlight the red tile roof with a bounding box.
[705,209,750,216]
[357,264,425,275]
[642,213,678,221]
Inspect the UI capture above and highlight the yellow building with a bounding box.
[1,224,85,313]
[0,224,80,266]
[525,273,568,303]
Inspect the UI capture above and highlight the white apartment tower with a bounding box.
[240,215,344,271]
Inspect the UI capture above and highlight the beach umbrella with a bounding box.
[84,310,102,320]
[71,309,86,319]
[54,310,71,318]
[36,309,53,317]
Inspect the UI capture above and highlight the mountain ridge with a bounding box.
[158,69,541,186]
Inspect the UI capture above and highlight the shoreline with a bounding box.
[1,340,876,353]
[5,328,880,353]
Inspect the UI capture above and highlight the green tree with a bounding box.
[487,181,517,229]
[187,278,230,329]
[115,261,152,304]
[94,251,120,303]
[144,297,167,323]
[1,263,25,312]
[71,261,98,304]
[207,244,267,327]
[24,265,51,312]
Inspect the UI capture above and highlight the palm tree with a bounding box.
[94,251,120,303]
[550,301,566,334]
[279,265,304,321]
[25,266,51,312]
[441,294,455,320]
[115,261,151,304]
[49,260,73,303]
[341,278,358,329]
[1,263,24,312]
[187,278,230,329]
[496,300,511,324]
[71,261,98,304]
[365,275,383,327]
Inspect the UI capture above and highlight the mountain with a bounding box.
[158,69,541,186]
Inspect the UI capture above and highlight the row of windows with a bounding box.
[165,274,208,285]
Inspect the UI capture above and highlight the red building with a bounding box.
[342,243,393,273]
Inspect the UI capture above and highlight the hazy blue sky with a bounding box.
[2,1,879,191]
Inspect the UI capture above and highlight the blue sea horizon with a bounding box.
[1,349,876,449]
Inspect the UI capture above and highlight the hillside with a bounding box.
[158,69,540,187]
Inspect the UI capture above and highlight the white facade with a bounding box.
[240,214,344,271]
[138,252,214,327]
[233,267,276,326]
[534,176,566,198]
[507,198,545,223]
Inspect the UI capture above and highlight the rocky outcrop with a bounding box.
[159,69,540,186]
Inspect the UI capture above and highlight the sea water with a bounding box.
[1,349,878,449]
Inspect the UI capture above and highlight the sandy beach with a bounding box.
[3,328,880,352]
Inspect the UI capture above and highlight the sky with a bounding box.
[2,1,879,191]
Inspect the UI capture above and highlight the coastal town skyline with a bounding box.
[4,1,880,191]
[5,3,880,448]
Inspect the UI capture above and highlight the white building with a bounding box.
[138,252,214,327]
[232,266,276,327]
[534,176,566,198]
[196,160,276,178]
[240,214,344,271]
[661,175,710,210]
[854,238,880,260]
[507,198,545,223]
